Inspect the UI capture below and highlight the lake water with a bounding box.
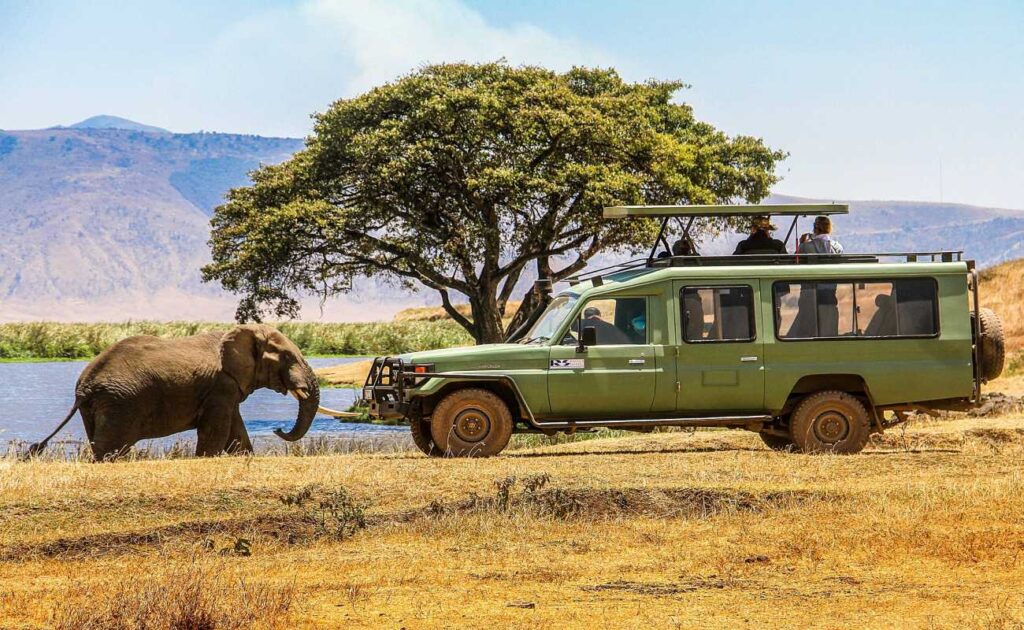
[0,357,406,447]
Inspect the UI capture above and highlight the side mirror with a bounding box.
[578,326,597,352]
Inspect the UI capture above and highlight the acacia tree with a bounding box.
[204,63,784,343]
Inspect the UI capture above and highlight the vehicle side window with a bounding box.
[774,278,938,339]
[681,286,756,343]
[572,297,647,345]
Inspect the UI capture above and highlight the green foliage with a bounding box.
[204,62,785,343]
[0,320,470,360]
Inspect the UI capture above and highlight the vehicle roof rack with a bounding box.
[603,203,849,219]
[562,251,966,287]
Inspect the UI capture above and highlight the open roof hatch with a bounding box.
[604,203,849,260]
[562,203,960,287]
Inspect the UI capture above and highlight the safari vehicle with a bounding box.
[362,204,1005,456]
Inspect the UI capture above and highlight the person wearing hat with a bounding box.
[733,215,787,255]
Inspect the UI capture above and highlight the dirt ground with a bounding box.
[4,412,1024,629]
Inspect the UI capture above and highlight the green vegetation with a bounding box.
[0,321,471,360]
[204,62,784,343]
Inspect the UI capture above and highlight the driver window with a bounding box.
[570,297,648,345]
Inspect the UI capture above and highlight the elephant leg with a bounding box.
[195,400,236,457]
[226,410,253,455]
[88,407,133,462]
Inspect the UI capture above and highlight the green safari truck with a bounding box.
[362,204,1005,456]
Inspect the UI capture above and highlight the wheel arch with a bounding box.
[781,373,882,431]
[780,373,870,410]
[416,377,532,425]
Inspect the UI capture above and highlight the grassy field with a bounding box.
[4,414,1024,628]
[0,321,471,360]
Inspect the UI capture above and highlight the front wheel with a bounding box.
[430,388,513,457]
[759,431,795,452]
[410,418,442,457]
[789,391,871,454]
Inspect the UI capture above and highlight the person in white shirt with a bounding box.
[798,216,844,255]
[796,216,844,336]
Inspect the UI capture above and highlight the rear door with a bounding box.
[674,281,766,412]
[547,296,657,418]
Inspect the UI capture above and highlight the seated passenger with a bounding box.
[734,216,787,255]
[672,238,695,256]
[798,216,844,255]
[581,307,632,345]
[864,294,897,337]
[682,292,705,340]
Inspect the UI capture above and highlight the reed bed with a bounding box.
[0,320,471,360]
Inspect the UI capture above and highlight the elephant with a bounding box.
[29,324,338,460]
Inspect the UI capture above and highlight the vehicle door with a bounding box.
[547,296,657,418]
[674,282,766,412]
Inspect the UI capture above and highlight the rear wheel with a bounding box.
[410,418,442,457]
[759,431,795,452]
[789,390,871,454]
[430,388,513,457]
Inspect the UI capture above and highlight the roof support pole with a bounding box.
[647,217,669,261]
[783,215,799,248]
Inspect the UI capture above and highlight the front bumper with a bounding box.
[361,357,429,419]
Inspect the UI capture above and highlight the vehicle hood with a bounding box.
[403,343,539,370]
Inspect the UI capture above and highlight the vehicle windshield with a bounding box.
[521,295,578,344]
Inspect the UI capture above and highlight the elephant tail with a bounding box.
[25,399,82,459]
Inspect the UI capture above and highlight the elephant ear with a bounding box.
[220,325,265,395]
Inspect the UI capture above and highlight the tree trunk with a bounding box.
[468,281,507,345]
[505,257,554,337]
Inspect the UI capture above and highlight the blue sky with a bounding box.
[1,0,1021,208]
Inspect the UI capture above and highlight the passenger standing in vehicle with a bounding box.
[734,216,787,255]
[796,216,844,336]
[798,216,844,255]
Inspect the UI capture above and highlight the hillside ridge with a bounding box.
[0,121,1021,322]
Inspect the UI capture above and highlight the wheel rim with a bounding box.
[812,410,850,444]
[453,407,491,442]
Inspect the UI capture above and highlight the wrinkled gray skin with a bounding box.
[30,324,320,460]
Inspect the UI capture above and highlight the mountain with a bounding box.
[0,120,1021,322]
[767,195,1024,264]
[65,115,170,134]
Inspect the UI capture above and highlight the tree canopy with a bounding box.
[204,62,785,343]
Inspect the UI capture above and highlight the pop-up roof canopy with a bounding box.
[603,203,849,219]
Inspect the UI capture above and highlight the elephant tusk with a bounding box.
[290,388,309,401]
[317,405,362,418]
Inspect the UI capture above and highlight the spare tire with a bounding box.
[978,307,1005,381]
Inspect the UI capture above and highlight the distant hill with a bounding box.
[0,119,1021,322]
[767,195,1024,264]
[65,115,169,134]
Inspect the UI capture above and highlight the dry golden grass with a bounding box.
[980,259,1024,352]
[393,301,521,323]
[5,415,1024,628]
[317,360,373,387]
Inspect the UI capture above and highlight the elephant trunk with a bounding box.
[274,361,320,442]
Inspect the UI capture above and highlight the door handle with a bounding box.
[628,359,646,365]
[740,356,759,362]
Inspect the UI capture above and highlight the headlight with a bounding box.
[406,363,435,386]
